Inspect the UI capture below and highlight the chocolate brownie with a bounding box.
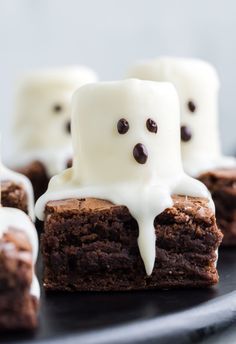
[0,228,38,330]
[199,168,236,246]
[41,195,222,291]
[0,291,38,330]
[1,180,28,213]
[16,160,49,201]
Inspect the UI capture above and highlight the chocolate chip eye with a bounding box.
[187,100,196,113]
[53,104,63,113]
[65,120,71,134]
[117,118,129,134]
[146,118,158,133]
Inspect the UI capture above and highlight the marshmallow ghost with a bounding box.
[0,207,40,298]
[13,66,98,176]
[36,79,212,275]
[127,57,236,176]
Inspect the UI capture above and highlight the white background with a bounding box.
[0,0,236,159]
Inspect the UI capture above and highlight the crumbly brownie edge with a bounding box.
[1,181,28,213]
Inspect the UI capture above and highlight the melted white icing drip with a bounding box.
[0,207,40,298]
[0,163,35,221]
[215,249,219,268]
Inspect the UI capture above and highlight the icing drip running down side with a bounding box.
[0,207,40,298]
[36,79,213,275]
[0,162,35,221]
[11,66,98,177]
[127,57,236,176]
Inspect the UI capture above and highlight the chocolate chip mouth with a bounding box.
[133,143,148,164]
[181,125,192,142]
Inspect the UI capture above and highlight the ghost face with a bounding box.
[15,84,74,151]
[40,85,72,146]
[127,58,221,169]
[176,74,220,162]
[71,79,183,185]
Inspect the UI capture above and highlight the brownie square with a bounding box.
[1,180,28,213]
[41,195,222,291]
[0,228,38,330]
[199,168,236,246]
[16,160,49,201]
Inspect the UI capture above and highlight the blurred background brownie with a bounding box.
[16,159,74,201]
[16,160,49,202]
[1,161,34,220]
[199,169,236,246]
[0,207,40,331]
[41,195,222,291]
[1,180,28,213]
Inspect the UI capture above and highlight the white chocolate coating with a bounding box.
[0,207,40,298]
[12,66,98,177]
[127,57,236,176]
[36,79,212,275]
[0,162,35,221]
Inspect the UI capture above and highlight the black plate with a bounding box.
[3,248,236,344]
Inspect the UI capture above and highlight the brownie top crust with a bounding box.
[46,195,214,224]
